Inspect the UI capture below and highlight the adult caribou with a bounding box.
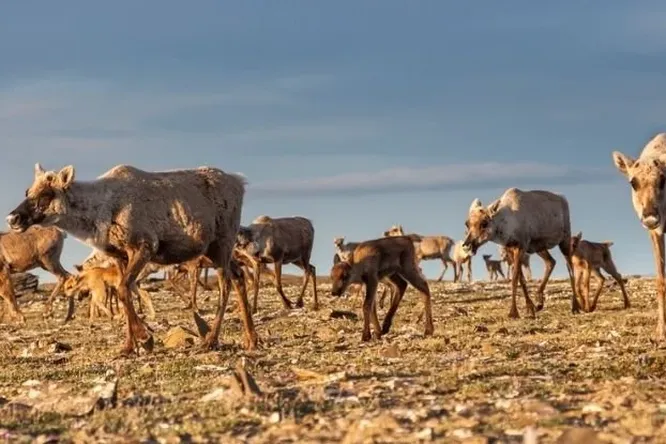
[6,163,258,356]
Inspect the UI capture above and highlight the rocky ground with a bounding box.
[1,274,666,443]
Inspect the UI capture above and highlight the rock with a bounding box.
[451,428,473,439]
[556,428,606,444]
[620,414,654,437]
[582,403,605,414]
[11,272,39,297]
[269,412,281,424]
[48,341,72,354]
[194,364,228,373]
[415,427,434,440]
[91,380,118,410]
[381,344,401,358]
[329,309,358,320]
[523,426,538,444]
[8,379,118,417]
[522,399,559,416]
[200,388,227,403]
[163,326,199,348]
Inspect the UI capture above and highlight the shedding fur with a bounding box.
[462,188,581,318]
[236,215,318,314]
[7,163,257,356]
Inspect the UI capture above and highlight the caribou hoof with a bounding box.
[140,334,155,353]
[201,333,219,351]
[118,345,136,357]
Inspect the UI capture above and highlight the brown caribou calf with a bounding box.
[70,262,156,320]
[0,225,71,324]
[482,254,506,281]
[63,266,117,321]
[330,236,434,342]
[571,232,630,312]
[333,236,395,307]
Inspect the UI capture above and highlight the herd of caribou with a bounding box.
[0,132,665,356]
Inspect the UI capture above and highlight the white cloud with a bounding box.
[248,162,612,196]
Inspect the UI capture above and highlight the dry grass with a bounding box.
[2,274,666,443]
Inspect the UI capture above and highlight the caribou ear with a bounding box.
[612,151,634,177]
[57,165,75,189]
[34,163,45,178]
[469,198,483,213]
[487,199,501,216]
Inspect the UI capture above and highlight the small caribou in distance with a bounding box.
[236,215,318,314]
[482,254,506,281]
[330,236,434,342]
[613,132,666,341]
[6,163,257,356]
[0,225,70,324]
[452,240,473,283]
[500,246,532,281]
[383,224,456,281]
[462,188,582,318]
[570,231,630,312]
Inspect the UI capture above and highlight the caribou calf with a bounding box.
[571,232,630,312]
[482,254,505,281]
[330,236,434,342]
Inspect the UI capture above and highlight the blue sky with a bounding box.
[1,1,665,283]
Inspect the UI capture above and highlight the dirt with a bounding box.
[2,275,666,443]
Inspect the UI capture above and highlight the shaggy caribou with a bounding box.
[330,236,434,341]
[613,132,666,341]
[462,188,582,318]
[236,215,318,314]
[7,163,258,356]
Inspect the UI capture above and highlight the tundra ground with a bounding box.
[1,275,666,443]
